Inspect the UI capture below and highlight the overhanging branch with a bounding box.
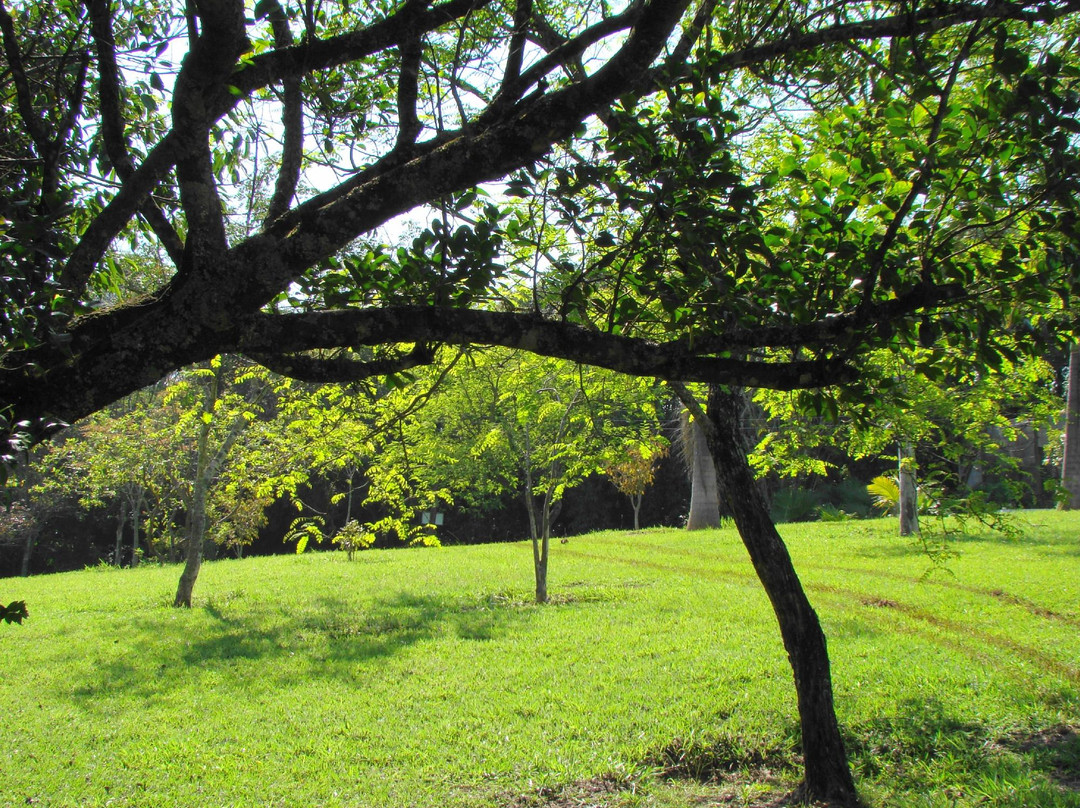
[232,306,856,389]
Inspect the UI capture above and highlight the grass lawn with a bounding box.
[0,513,1077,807]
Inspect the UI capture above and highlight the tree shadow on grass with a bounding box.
[68,589,537,704]
[845,697,1080,798]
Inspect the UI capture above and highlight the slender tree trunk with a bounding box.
[175,426,212,607]
[20,527,38,577]
[702,386,859,806]
[533,533,549,604]
[686,416,721,530]
[114,499,127,566]
[898,442,919,536]
[175,367,220,608]
[130,494,142,567]
[173,361,254,606]
[345,469,356,523]
[1061,345,1080,509]
[631,494,642,530]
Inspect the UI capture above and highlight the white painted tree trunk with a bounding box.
[686,418,721,530]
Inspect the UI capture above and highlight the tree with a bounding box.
[366,349,663,601]
[3,0,1080,801]
[604,437,668,530]
[754,349,1062,528]
[683,414,721,530]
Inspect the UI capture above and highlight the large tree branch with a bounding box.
[231,307,856,389]
[240,0,691,314]
[61,0,493,291]
[247,343,436,383]
[171,0,247,279]
[87,0,185,267]
[259,0,303,224]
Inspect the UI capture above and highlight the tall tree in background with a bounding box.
[684,415,721,530]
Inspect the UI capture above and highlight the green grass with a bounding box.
[1,513,1078,807]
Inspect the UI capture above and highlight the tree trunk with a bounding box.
[20,527,38,577]
[631,494,642,530]
[175,367,219,608]
[533,534,549,604]
[898,442,919,536]
[175,444,211,607]
[130,494,142,567]
[702,386,859,806]
[113,499,126,565]
[686,416,721,530]
[1061,345,1080,509]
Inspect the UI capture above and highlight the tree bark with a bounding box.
[174,411,213,608]
[130,495,141,567]
[1061,345,1080,509]
[533,533,549,604]
[702,386,859,806]
[898,442,919,536]
[686,415,721,530]
[114,499,126,566]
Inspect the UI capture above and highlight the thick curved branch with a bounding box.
[249,0,692,314]
[247,343,436,383]
[232,306,855,389]
[677,280,968,353]
[171,0,247,276]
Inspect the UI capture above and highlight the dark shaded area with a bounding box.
[68,589,539,703]
[0,431,693,577]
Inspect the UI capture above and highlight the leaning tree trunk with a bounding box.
[702,386,859,806]
[898,442,919,536]
[1061,345,1080,509]
[685,415,721,530]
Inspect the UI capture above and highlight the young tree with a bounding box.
[367,349,663,601]
[604,437,668,530]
